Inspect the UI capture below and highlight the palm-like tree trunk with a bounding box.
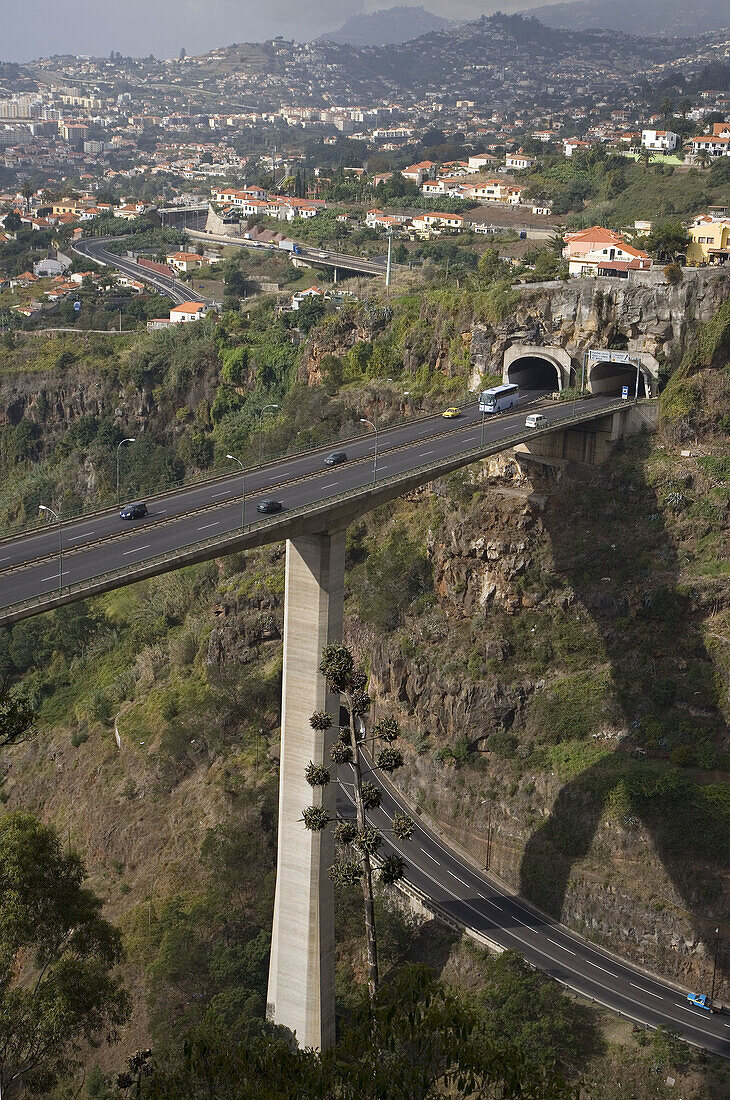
[345,689,379,999]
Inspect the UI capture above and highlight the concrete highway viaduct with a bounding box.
[5,397,720,1058]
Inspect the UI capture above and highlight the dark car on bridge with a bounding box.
[257,499,283,514]
[119,502,148,520]
[324,451,348,466]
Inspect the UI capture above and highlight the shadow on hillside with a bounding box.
[517,435,728,996]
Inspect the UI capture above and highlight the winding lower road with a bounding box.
[339,771,730,1060]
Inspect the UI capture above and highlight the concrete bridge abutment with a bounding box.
[515,401,658,465]
[266,529,345,1050]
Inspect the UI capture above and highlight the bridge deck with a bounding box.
[0,395,630,626]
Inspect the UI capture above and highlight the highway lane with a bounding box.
[72,238,215,307]
[0,394,620,611]
[338,775,730,1060]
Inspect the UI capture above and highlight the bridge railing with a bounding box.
[0,400,631,624]
[0,395,479,545]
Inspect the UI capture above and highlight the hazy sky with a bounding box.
[1,1,533,63]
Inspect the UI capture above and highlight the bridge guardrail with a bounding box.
[0,399,632,625]
[0,394,481,546]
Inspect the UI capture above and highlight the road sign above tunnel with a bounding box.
[587,349,634,363]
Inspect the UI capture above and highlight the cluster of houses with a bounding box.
[210,186,325,221]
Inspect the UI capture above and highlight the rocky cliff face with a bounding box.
[356,439,729,997]
[471,271,730,377]
[301,271,730,387]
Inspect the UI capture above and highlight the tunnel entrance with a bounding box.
[506,355,561,392]
[589,361,647,398]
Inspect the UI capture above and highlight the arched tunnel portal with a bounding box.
[506,355,562,392]
[588,360,648,398]
[503,344,573,393]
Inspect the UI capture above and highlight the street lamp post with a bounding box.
[258,404,279,467]
[360,417,378,487]
[39,504,62,593]
[116,437,136,505]
[480,798,493,871]
[226,454,245,529]
[711,927,720,1006]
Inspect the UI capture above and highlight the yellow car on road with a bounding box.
[442,407,461,419]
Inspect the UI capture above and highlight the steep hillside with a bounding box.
[526,0,730,37]
[319,5,452,46]
[1,275,729,1094]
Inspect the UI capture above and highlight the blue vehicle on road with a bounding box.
[687,992,719,1013]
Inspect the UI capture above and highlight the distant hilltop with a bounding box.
[318,5,453,47]
[525,0,730,37]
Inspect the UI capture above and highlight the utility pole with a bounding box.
[385,230,392,289]
[258,404,279,466]
[480,797,493,871]
[711,927,720,1006]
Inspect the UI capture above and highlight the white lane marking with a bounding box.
[0,556,9,562]
[122,544,150,556]
[213,490,232,499]
[340,794,723,1039]
[320,482,339,490]
[197,522,219,532]
[378,464,389,471]
[419,449,435,456]
[548,938,576,956]
[585,959,615,976]
[156,509,167,514]
[630,983,663,999]
[67,529,95,542]
[422,849,440,864]
[448,872,470,888]
[42,574,63,582]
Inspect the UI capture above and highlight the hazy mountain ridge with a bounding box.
[525,0,730,37]
[318,5,453,47]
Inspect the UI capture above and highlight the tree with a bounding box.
[696,149,711,170]
[0,690,34,749]
[646,221,689,261]
[679,97,693,119]
[660,97,674,127]
[0,813,129,1097]
[303,644,414,1000]
[638,147,654,172]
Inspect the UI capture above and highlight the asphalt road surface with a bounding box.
[0,393,618,612]
[73,237,215,306]
[338,772,730,1060]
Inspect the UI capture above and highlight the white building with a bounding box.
[641,129,678,152]
[169,301,207,323]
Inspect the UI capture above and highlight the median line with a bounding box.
[630,983,663,999]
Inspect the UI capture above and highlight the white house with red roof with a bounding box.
[169,301,208,323]
[401,160,436,185]
[166,251,204,273]
[563,226,650,277]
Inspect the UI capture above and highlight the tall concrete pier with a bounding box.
[267,530,345,1050]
